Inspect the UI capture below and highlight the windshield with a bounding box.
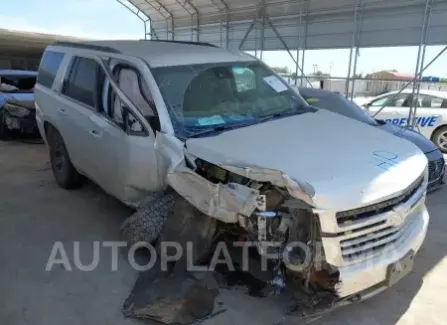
[0,74,36,93]
[151,62,313,139]
[300,90,378,126]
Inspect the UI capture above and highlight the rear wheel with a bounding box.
[48,128,85,189]
[432,126,447,153]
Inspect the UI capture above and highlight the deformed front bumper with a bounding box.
[3,109,38,134]
[335,204,429,298]
[317,177,429,299]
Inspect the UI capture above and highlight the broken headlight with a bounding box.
[5,103,31,118]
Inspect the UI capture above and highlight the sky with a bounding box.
[1,0,447,77]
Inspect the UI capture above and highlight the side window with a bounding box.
[412,94,431,108]
[37,51,65,88]
[369,96,389,107]
[232,67,256,92]
[415,95,445,108]
[62,57,104,108]
[388,94,409,107]
[100,72,147,135]
[105,86,145,134]
[430,96,444,108]
[116,68,155,117]
[110,66,158,133]
[369,94,409,107]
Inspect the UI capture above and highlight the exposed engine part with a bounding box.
[263,188,287,210]
[257,215,267,241]
[270,264,286,295]
[189,158,335,294]
[194,158,250,185]
[255,211,277,242]
[255,194,267,211]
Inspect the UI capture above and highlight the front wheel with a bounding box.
[432,126,447,153]
[121,191,179,246]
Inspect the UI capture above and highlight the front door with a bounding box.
[89,64,161,205]
[367,93,412,127]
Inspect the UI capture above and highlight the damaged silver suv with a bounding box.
[35,40,429,300]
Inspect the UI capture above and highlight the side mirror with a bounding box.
[122,106,144,134]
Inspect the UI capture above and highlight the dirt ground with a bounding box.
[0,140,446,325]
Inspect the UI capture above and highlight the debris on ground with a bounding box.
[122,270,220,324]
[122,195,339,324]
[122,197,220,324]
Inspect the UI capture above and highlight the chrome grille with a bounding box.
[336,175,424,225]
[340,212,418,262]
[333,173,425,263]
[428,157,445,182]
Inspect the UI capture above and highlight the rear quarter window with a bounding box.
[37,51,65,88]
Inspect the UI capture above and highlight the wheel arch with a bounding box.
[430,123,447,142]
[43,121,59,142]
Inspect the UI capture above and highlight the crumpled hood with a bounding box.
[185,109,428,211]
[376,122,438,154]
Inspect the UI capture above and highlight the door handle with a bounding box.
[57,107,67,114]
[89,130,101,137]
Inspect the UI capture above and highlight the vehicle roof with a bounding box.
[380,89,447,98]
[0,70,37,76]
[49,40,257,68]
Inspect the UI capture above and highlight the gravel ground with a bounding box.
[0,140,446,325]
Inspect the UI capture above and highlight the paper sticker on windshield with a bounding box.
[263,75,288,93]
[306,98,320,103]
[197,115,225,126]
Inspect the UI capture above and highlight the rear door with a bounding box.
[411,94,446,138]
[33,50,65,139]
[56,56,105,182]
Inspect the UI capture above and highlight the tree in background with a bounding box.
[311,71,331,77]
[271,66,290,74]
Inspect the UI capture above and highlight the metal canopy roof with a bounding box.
[127,0,447,51]
[0,28,82,58]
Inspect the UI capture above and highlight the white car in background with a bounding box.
[364,89,447,152]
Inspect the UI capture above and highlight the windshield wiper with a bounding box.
[186,105,311,139]
[256,105,309,123]
[187,121,257,138]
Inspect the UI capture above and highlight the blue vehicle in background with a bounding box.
[299,87,445,192]
[0,70,37,138]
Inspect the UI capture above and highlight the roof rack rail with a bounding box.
[139,40,218,48]
[53,41,122,54]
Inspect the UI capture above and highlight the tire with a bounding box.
[121,191,179,246]
[0,110,10,140]
[432,126,447,153]
[47,128,85,189]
